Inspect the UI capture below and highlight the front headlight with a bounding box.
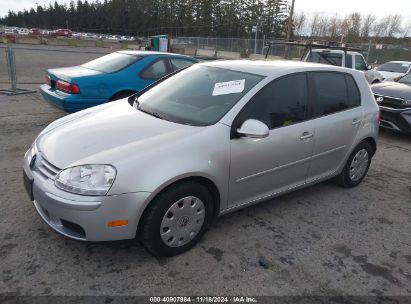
[55,164,116,196]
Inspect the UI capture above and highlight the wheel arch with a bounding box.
[109,89,137,101]
[362,137,377,156]
[136,176,221,234]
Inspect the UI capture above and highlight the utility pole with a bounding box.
[284,0,295,59]
[253,17,261,54]
[286,0,295,42]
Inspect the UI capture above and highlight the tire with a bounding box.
[139,181,214,257]
[372,80,381,84]
[108,91,136,102]
[335,141,373,188]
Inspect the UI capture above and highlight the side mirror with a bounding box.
[237,119,269,138]
[367,65,372,70]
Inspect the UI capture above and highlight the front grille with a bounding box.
[374,94,411,109]
[33,155,60,180]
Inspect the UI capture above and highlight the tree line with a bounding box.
[1,1,410,43]
[0,0,290,38]
[293,11,411,42]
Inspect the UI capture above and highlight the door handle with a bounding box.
[300,132,313,140]
[352,118,362,125]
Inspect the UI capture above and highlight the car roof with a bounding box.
[311,49,362,55]
[200,60,359,77]
[118,50,194,58]
[384,61,411,64]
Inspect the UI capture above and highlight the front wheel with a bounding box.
[335,141,373,188]
[139,181,214,257]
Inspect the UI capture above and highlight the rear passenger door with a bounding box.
[306,72,363,183]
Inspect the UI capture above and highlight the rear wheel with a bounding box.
[335,141,372,188]
[108,90,136,102]
[139,181,213,257]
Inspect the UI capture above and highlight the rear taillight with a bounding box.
[46,74,51,86]
[56,80,80,94]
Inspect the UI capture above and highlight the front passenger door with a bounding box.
[228,73,315,208]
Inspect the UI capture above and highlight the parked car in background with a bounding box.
[375,61,411,81]
[29,28,41,36]
[372,73,411,134]
[304,48,383,84]
[28,61,379,256]
[52,29,72,38]
[40,51,198,112]
[4,27,18,35]
[17,28,30,36]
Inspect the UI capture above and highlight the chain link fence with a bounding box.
[171,36,411,63]
[1,36,410,92]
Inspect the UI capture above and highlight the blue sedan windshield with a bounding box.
[82,52,141,73]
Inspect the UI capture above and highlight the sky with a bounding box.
[0,0,410,23]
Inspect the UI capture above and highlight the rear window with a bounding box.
[377,62,410,73]
[306,52,343,66]
[82,52,141,73]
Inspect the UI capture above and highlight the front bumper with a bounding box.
[23,151,151,241]
[40,84,106,112]
[379,106,411,135]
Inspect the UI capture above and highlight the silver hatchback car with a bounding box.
[24,60,379,256]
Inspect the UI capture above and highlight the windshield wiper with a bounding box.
[134,98,168,121]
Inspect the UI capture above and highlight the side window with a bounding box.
[355,55,367,71]
[236,73,308,130]
[345,54,352,68]
[170,58,195,71]
[141,59,168,80]
[345,75,361,107]
[309,72,351,117]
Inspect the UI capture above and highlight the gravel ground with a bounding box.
[0,45,410,297]
[0,91,410,297]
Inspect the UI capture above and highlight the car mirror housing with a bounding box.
[237,119,269,138]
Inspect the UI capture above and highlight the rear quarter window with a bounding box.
[345,74,361,107]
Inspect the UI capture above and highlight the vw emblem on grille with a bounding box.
[376,96,383,103]
[29,153,37,169]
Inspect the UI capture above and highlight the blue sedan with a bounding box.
[40,51,198,112]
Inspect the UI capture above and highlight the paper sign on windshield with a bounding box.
[212,79,245,96]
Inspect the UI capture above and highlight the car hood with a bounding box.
[377,70,404,79]
[48,65,102,81]
[36,99,204,169]
[371,82,411,99]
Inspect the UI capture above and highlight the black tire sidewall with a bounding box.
[141,182,214,257]
[341,141,372,187]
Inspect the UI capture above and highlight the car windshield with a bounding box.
[135,65,264,126]
[82,52,141,73]
[377,62,410,73]
[306,51,343,66]
[398,73,411,85]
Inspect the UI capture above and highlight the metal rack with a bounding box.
[264,40,366,60]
